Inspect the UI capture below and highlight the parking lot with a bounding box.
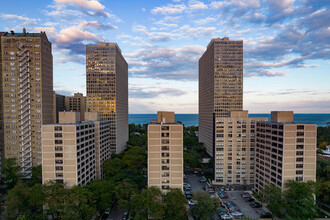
[185,174,270,220]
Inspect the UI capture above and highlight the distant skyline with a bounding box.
[1,0,329,113]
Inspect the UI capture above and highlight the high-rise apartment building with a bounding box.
[0,29,53,177]
[86,43,128,154]
[42,112,111,188]
[148,112,183,193]
[199,37,243,156]
[53,92,65,123]
[255,111,316,192]
[65,92,86,121]
[213,111,267,187]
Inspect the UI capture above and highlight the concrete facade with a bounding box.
[255,111,317,192]
[148,112,183,193]
[86,43,128,154]
[42,112,111,187]
[199,37,243,156]
[213,111,267,187]
[0,29,53,177]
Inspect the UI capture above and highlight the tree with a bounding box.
[284,180,318,219]
[29,165,42,186]
[191,191,218,220]
[261,184,286,218]
[1,158,22,188]
[5,183,44,219]
[43,181,97,219]
[130,187,165,220]
[262,181,318,219]
[85,179,115,212]
[163,188,188,220]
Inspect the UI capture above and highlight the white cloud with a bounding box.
[179,25,216,38]
[189,0,208,10]
[1,13,38,25]
[55,25,101,44]
[54,0,105,11]
[263,0,294,10]
[151,4,187,14]
[210,0,260,9]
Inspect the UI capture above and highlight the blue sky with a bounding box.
[1,0,329,113]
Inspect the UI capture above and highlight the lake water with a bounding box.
[129,114,330,127]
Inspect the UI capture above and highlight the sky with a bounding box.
[1,0,329,114]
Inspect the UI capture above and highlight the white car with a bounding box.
[188,199,197,206]
[220,214,233,220]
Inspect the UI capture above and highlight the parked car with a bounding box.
[104,208,111,215]
[241,192,251,198]
[122,211,129,220]
[244,198,254,203]
[250,202,262,208]
[260,212,272,218]
[210,194,216,199]
[186,194,193,199]
[199,178,206,183]
[231,211,243,217]
[188,199,197,206]
[185,190,192,195]
[219,192,229,199]
[205,188,215,192]
[220,213,233,220]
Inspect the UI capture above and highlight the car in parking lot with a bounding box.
[210,193,216,199]
[219,213,233,220]
[260,212,272,218]
[188,199,197,206]
[186,194,193,199]
[199,178,207,183]
[250,202,262,208]
[219,192,229,199]
[245,198,255,203]
[241,192,251,198]
[122,211,129,220]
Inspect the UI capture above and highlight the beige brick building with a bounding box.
[86,43,128,154]
[65,92,86,121]
[0,29,53,177]
[42,112,111,188]
[213,111,267,187]
[255,111,317,192]
[148,112,183,192]
[199,37,243,156]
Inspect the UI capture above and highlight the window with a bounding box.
[55,126,62,131]
[55,153,63,157]
[297,138,304,143]
[162,146,169,151]
[296,145,304,149]
[296,158,303,162]
[55,160,63,164]
[296,164,303,168]
[55,133,63,138]
[296,177,303,181]
[296,151,304,156]
[296,170,303,175]
[56,173,63,177]
[55,140,63,144]
[55,166,63,171]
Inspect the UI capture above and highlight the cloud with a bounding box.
[245,71,287,77]
[194,16,218,25]
[263,0,294,11]
[130,86,187,98]
[82,21,117,30]
[1,13,39,25]
[54,0,105,11]
[151,4,187,15]
[188,0,208,10]
[179,25,216,38]
[55,25,101,44]
[125,45,205,81]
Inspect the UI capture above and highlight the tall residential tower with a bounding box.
[86,43,128,154]
[199,37,243,156]
[0,29,53,177]
[148,112,183,193]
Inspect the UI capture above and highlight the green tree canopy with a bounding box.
[1,158,22,188]
[163,188,188,220]
[191,191,218,220]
